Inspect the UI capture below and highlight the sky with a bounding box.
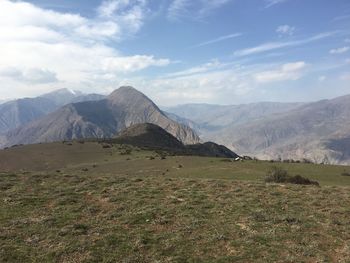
[0,0,349,105]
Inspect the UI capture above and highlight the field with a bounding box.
[1,141,350,262]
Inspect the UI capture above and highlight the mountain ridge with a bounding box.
[4,87,200,147]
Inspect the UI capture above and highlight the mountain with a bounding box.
[167,95,350,164]
[0,97,57,135]
[70,94,106,103]
[164,102,303,133]
[39,88,84,106]
[4,87,200,147]
[0,89,105,135]
[113,123,238,158]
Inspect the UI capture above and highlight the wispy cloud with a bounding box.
[191,33,242,48]
[168,0,232,21]
[333,14,350,22]
[254,61,306,83]
[330,46,350,55]
[265,0,288,8]
[234,32,337,57]
[276,25,295,36]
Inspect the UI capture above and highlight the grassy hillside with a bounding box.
[1,141,350,262]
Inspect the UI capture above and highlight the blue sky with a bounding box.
[0,0,349,105]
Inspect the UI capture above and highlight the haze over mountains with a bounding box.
[1,86,350,164]
[165,95,350,165]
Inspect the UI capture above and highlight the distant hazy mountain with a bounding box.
[5,87,199,146]
[0,97,57,135]
[166,95,350,164]
[70,94,106,103]
[164,102,303,132]
[0,89,105,135]
[39,88,84,106]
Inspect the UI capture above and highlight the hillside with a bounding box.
[164,102,303,132]
[0,89,104,135]
[113,123,238,158]
[4,87,200,147]
[166,95,350,164]
[203,95,350,164]
[0,142,349,262]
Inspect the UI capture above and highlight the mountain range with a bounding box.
[3,87,199,147]
[1,86,350,164]
[165,95,350,164]
[0,88,105,135]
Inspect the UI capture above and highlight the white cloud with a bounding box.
[191,33,242,48]
[329,46,350,55]
[102,55,170,73]
[254,61,306,83]
[0,0,169,97]
[276,25,295,36]
[168,0,231,21]
[0,67,58,84]
[265,0,288,8]
[234,32,336,57]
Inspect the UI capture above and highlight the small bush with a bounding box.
[289,175,319,186]
[265,167,289,183]
[265,167,319,186]
[341,171,350,177]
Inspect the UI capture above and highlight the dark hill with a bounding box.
[114,123,185,150]
[112,123,238,158]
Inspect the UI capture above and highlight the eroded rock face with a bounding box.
[5,86,200,147]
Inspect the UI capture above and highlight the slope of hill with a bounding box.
[203,95,350,164]
[114,123,185,150]
[0,89,103,135]
[4,87,200,147]
[113,123,238,158]
[0,97,57,134]
[164,102,303,132]
[166,95,350,164]
[0,139,349,262]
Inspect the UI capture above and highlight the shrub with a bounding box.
[265,167,289,183]
[265,166,319,186]
[289,175,319,186]
[341,171,350,177]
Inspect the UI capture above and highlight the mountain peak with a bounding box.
[108,86,146,101]
[41,88,83,97]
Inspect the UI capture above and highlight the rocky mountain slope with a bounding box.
[0,89,104,134]
[4,87,200,147]
[164,102,303,132]
[167,95,350,164]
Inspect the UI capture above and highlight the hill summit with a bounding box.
[115,123,185,150]
[113,123,239,158]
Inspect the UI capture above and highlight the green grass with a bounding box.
[0,141,350,262]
